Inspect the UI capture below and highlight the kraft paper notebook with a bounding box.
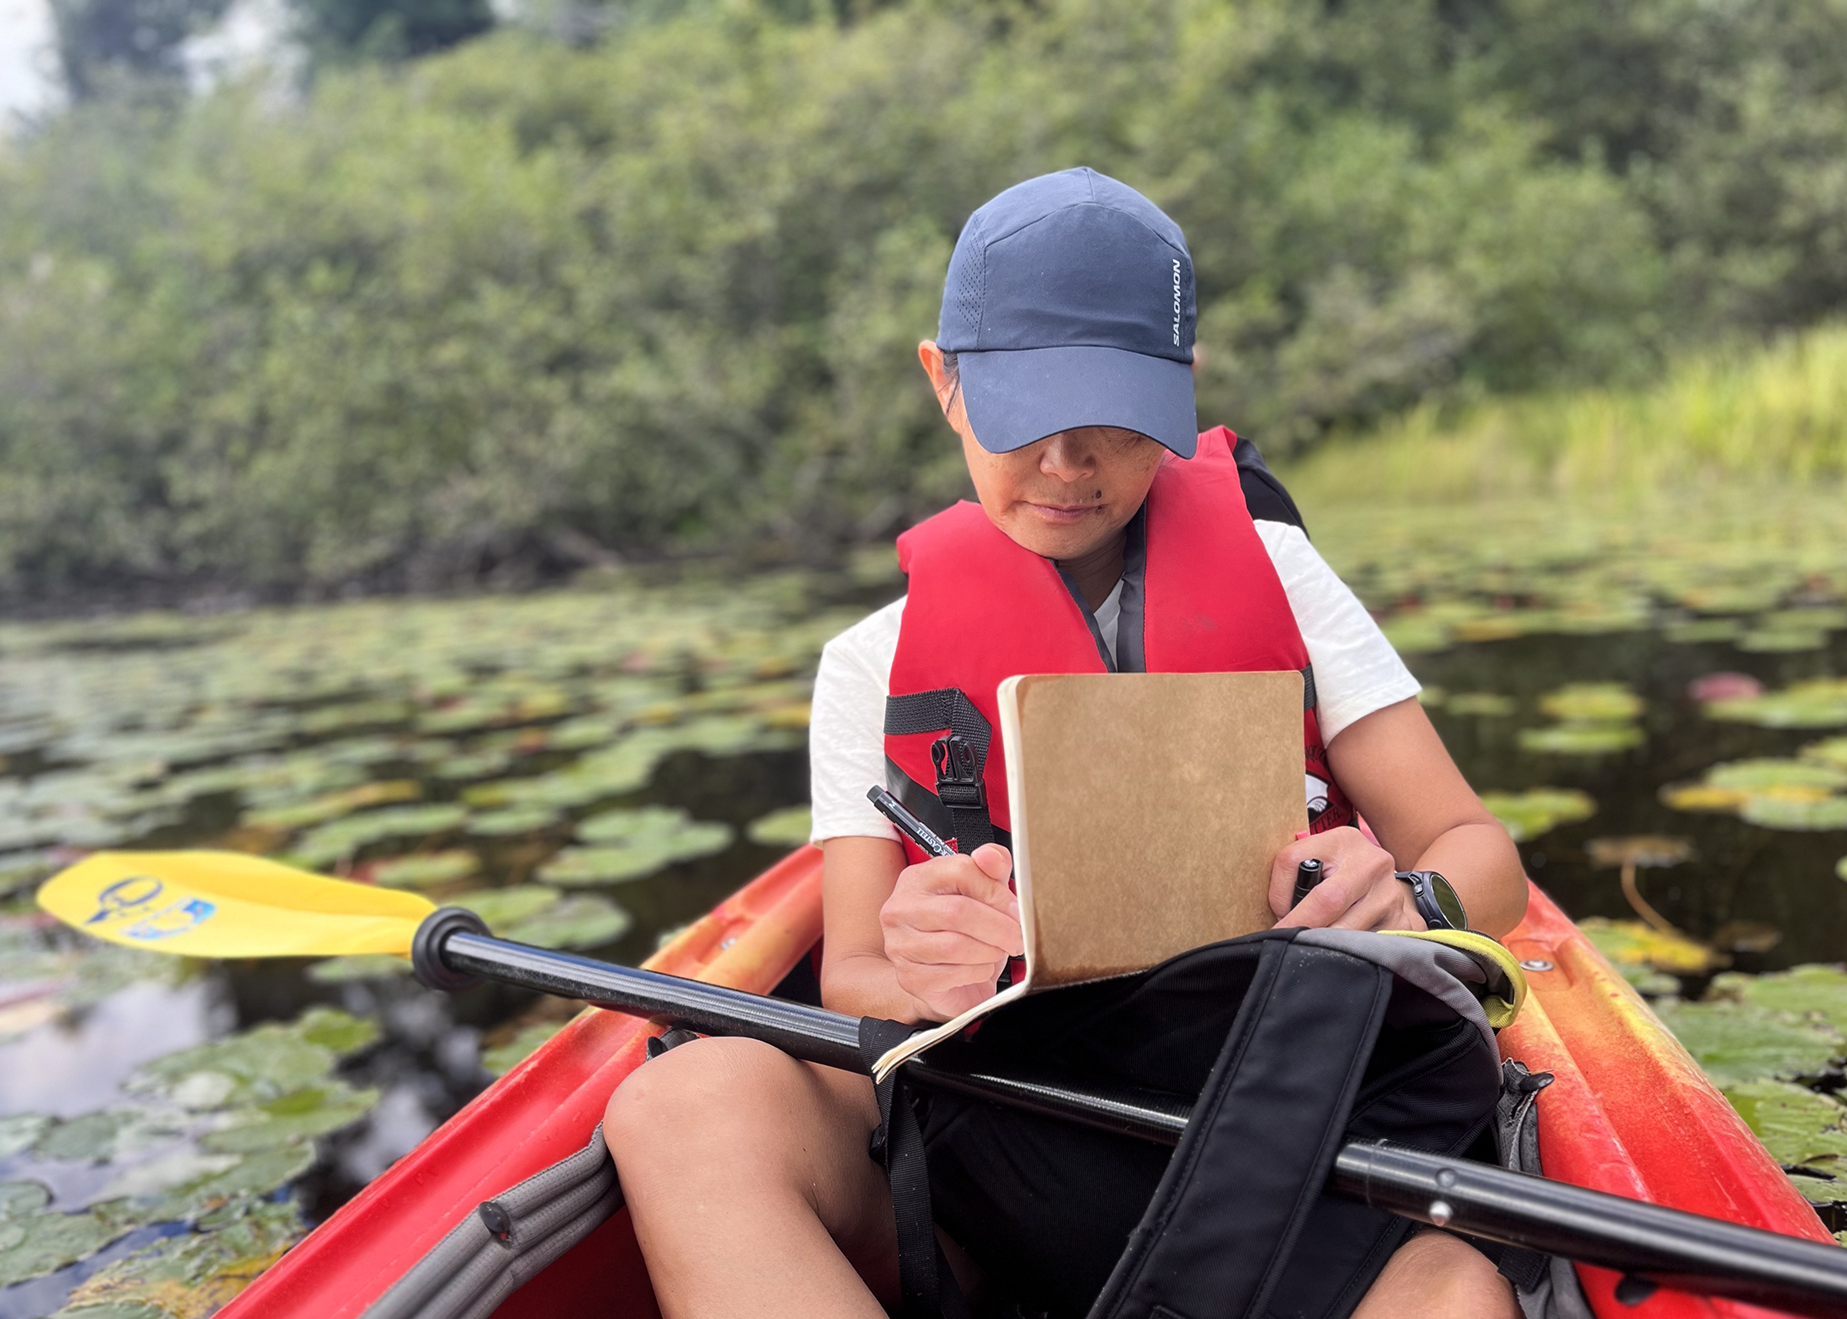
[872,669,1308,1080]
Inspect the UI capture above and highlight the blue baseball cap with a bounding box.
[938,167,1198,459]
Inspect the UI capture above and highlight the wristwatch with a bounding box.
[1396,870,1467,931]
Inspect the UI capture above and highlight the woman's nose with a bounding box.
[1038,433,1096,480]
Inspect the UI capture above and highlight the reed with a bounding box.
[1286,323,1847,507]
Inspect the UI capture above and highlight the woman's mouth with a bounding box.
[1026,502,1102,525]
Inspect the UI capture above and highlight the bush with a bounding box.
[0,0,1831,599]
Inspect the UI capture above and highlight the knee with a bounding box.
[1355,1228,1517,1319]
[604,1035,795,1173]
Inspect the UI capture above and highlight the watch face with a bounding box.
[1425,873,1467,931]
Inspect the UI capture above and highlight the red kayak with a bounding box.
[220,853,1833,1319]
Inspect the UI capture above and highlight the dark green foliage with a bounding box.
[0,0,1840,600]
[49,0,232,98]
[290,0,494,65]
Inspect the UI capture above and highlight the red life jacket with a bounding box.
[883,426,1353,866]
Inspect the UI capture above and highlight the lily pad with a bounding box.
[1709,966,1847,1035]
[1444,692,1517,718]
[307,954,414,983]
[747,805,814,848]
[200,1081,381,1154]
[1577,918,1726,976]
[481,1022,566,1077]
[467,806,565,837]
[1478,788,1595,842]
[1739,796,1847,831]
[0,1182,50,1217]
[538,808,733,885]
[0,1113,49,1159]
[295,1005,382,1055]
[57,1197,305,1318]
[97,1150,242,1202]
[1724,1079,1847,1171]
[1707,760,1847,792]
[452,885,562,930]
[34,1107,189,1163]
[286,803,470,867]
[545,716,626,752]
[1664,618,1744,644]
[1539,683,1643,722]
[1804,739,1847,771]
[241,780,422,831]
[501,894,632,950]
[1516,723,1645,755]
[139,1146,317,1225]
[1705,678,1847,730]
[368,850,479,888]
[128,1007,375,1107]
[1585,835,1694,869]
[0,849,57,898]
[1736,629,1828,653]
[1652,1000,1843,1088]
[0,1207,119,1286]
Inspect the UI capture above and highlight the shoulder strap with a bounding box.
[1230,433,1308,534]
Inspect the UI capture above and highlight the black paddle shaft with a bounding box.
[419,913,1847,1319]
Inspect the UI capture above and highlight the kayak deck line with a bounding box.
[220,862,1834,1319]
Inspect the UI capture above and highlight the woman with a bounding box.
[606,168,1529,1319]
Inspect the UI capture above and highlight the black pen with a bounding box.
[866,786,956,858]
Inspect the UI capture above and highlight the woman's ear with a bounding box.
[917,339,956,415]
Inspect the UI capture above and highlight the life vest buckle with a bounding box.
[930,734,985,811]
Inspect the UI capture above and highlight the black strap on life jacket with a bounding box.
[884,687,996,852]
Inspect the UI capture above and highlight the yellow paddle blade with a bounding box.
[37,851,436,959]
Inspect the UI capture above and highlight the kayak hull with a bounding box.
[221,865,1833,1319]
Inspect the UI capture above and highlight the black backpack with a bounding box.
[862,926,1526,1319]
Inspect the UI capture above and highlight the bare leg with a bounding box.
[604,1036,896,1319]
[1351,1227,1519,1319]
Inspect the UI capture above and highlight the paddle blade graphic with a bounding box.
[38,851,435,959]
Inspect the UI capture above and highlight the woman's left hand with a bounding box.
[1268,828,1424,931]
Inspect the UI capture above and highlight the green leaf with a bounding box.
[1723,1080,1847,1171]
[200,1081,381,1154]
[0,1208,119,1286]
[746,805,814,848]
[467,806,564,837]
[1443,692,1518,717]
[481,1022,567,1077]
[1516,723,1644,755]
[1577,918,1725,975]
[56,1197,306,1315]
[1652,1000,1843,1087]
[1538,683,1644,722]
[1478,788,1595,842]
[307,954,415,983]
[1709,966,1847,1035]
[501,894,632,950]
[452,884,561,930]
[0,1182,50,1218]
[369,849,479,888]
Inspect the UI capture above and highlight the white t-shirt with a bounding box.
[809,520,1418,843]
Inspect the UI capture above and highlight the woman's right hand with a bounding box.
[879,843,1024,1021]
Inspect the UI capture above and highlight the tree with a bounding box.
[290,0,495,64]
[49,0,233,99]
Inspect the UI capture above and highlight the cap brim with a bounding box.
[958,345,1197,458]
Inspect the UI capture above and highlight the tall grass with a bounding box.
[1286,323,1847,506]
